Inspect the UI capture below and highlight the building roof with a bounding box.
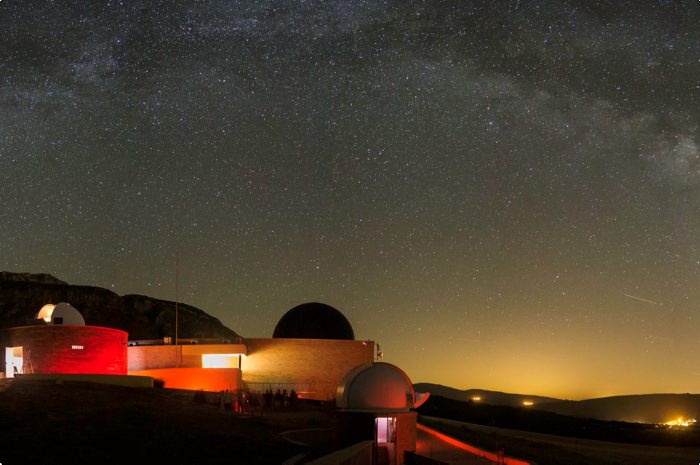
[273,302,355,340]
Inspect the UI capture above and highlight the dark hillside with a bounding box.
[417,395,700,447]
[414,382,562,406]
[0,271,238,340]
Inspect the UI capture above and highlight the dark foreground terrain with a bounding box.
[0,378,298,465]
[418,395,700,447]
[421,416,700,465]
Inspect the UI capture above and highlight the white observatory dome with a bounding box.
[336,362,416,412]
[36,302,85,326]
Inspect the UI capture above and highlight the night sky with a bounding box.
[2,1,699,399]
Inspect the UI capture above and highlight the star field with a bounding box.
[1,1,699,398]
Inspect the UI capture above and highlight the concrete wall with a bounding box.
[243,338,374,400]
[395,412,417,462]
[21,373,154,388]
[1,325,127,375]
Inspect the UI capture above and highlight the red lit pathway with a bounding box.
[416,424,530,465]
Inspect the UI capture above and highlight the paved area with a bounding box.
[416,425,497,465]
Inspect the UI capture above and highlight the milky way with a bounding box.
[2,1,699,398]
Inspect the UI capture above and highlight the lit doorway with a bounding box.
[375,417,396,465]
[5,346,23,378]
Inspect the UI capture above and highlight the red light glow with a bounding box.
[417,423,530,465]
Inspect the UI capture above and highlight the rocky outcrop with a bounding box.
[0,272,239,341]
[0,272,67,286]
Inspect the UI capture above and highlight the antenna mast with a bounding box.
[175,249,179,346]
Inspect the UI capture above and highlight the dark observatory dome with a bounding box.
[273,302,355,340]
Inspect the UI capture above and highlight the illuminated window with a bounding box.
[71,345,84,350]
[5,346,23,378]
[201,354,242,368]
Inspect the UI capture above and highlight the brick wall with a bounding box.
[128,345,180,370]
[243,338,374,400]
[128,344,246,371]
[1,325,127,375]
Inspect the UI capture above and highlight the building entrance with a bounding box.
[375,417,397,465]
[5,346,23,378]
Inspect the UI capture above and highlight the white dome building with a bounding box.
[35,303,85,326]
[336,362,416,412]
[333,363,429,465]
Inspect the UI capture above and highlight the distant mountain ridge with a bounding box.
[414,382,700,424]
[0,271,239,341]
[414,383,563,407]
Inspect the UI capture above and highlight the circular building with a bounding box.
[3,304,126,377]
[334,363,426,465]
[273,302,355,340]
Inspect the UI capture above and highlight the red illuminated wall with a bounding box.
[130,367,242,392]
[1,325,128,375]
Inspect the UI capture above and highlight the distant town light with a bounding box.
[664,417,696,428]
[522,400,534,406]
[472,396,481,402]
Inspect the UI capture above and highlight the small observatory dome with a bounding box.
[36,302,85,326]
[336,362,416,412]
[273,302,355,340]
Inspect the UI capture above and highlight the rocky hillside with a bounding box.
[0,271,239,341]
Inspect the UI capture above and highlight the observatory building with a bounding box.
[334,362,428,465]
[128,302,375,399]
[2,303,127,377]
[1,299,430,463]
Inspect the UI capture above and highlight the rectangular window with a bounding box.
[201,354,241,368]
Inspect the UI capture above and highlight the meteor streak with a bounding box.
[623,294,660,305]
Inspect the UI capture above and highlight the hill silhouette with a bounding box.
[0,271,238,341]
[414,383,700,424]
[414,382,562,406]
